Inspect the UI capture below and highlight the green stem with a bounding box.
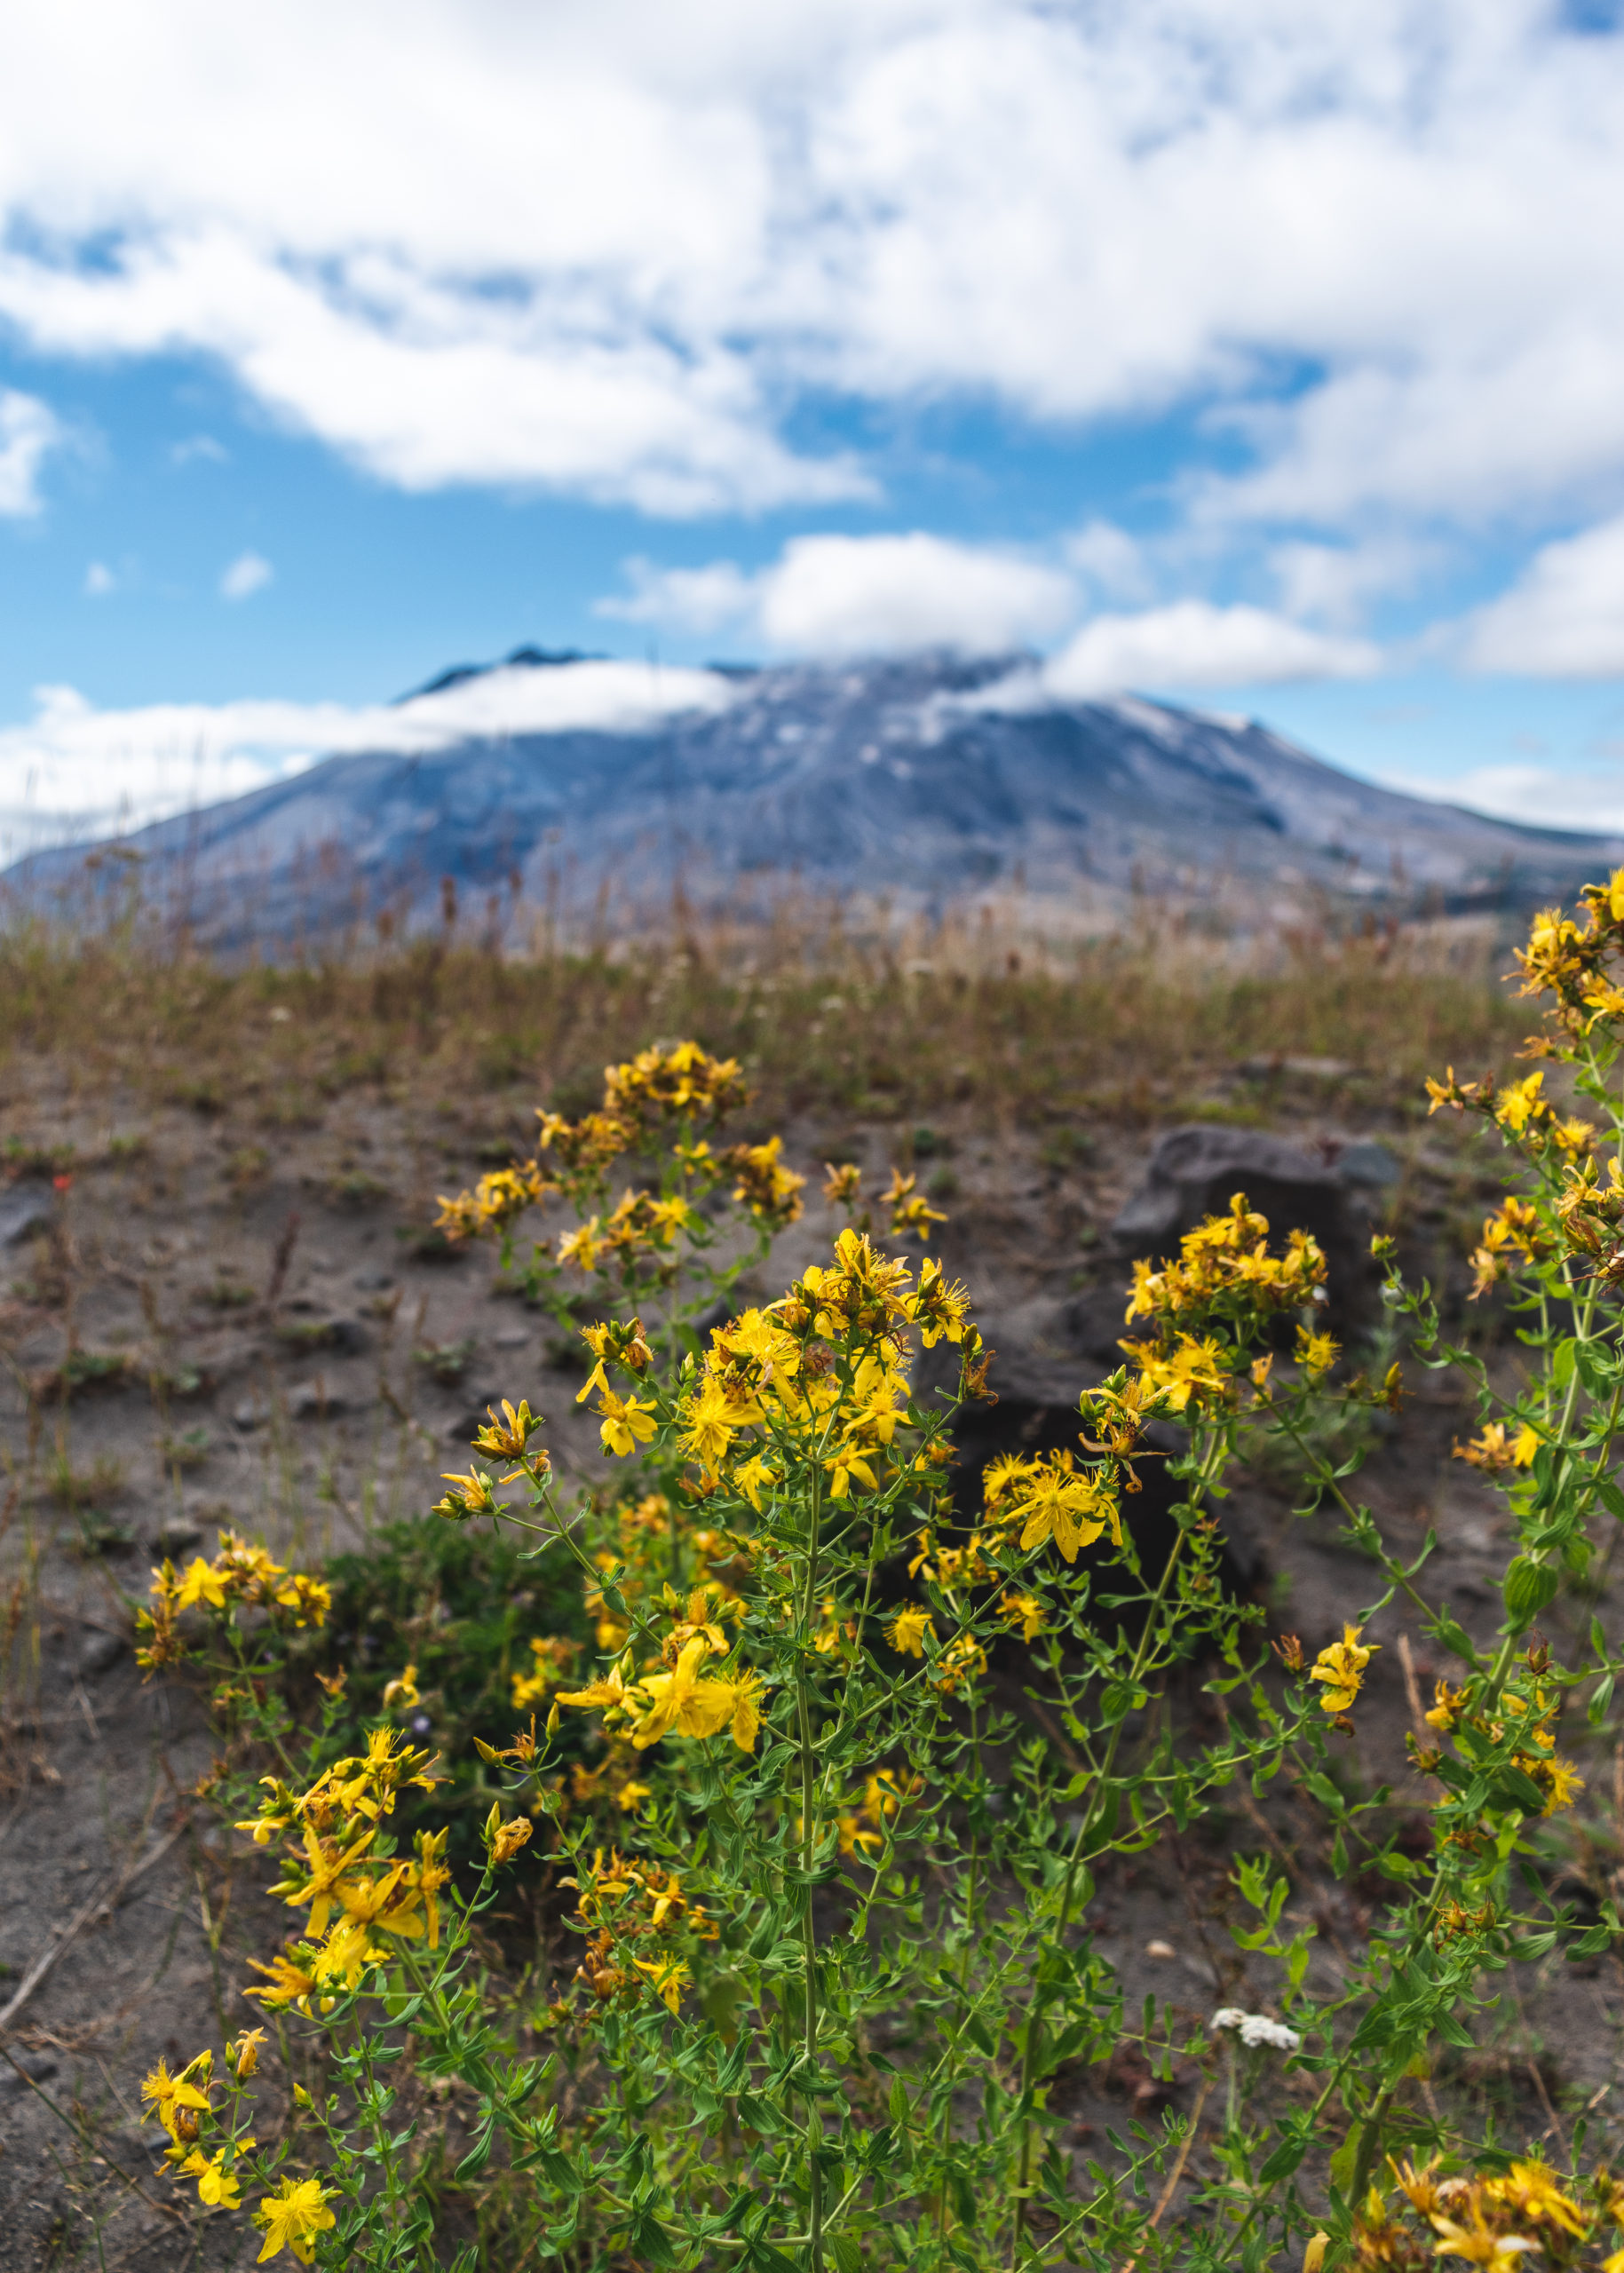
[797,1461,826,2273]
[1010,1422,1224,2263]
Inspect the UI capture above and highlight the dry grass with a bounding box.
[0,900,1529,1134]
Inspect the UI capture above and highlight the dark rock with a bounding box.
[77,1630,127,1677]
[353,1271,395,1292]
[1100,1121,1374,1330]
[0,1186,53,1247]
[1109,1123,1339,1249]
[1336,1139,1400,1188]
[0,2052,58,2093]
[232,1393,270,1430]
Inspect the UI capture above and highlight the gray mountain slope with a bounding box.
[8,651,1619,944]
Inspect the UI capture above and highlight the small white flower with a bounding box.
[1209,2007,1300,2052]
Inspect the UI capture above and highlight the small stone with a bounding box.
[0,2052,58,2091]
[289,1379,348,1419]
[493,1327,530,1349]
[77,1631,126,1678]
[1145,1939,1176,1960]
[353,1271,395,1292]
[151,1519,202,1556]
[233,1394,270,1430]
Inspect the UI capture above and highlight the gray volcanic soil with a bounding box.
[1,1070,1621,2262]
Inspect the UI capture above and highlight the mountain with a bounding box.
[7,649,1619,946]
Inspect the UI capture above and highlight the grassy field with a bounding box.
[0,904,1529,1136]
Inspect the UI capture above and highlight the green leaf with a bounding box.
[1503,1556,1560,1628]
[1258,2130,1310,2184]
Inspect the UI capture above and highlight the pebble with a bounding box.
[151,1520,202,1556]
[1145,1939,1176,1960]
[77,1631,126,1678]
[289,1379,348,1419]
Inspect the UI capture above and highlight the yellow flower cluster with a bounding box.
[1510,865,1624,1038]
[1425,1064,1595,1159]
[137,1532,330,1672]
[557,1626,764,1755]
[1454,1420,1540,1474]
[511,1633,581,1713]
[654,1231,973,1506]
[140,2039,336,2259]
[1353,2156,1622,2273]
[1557,1152,1624,1287]
[435,1040,747,1243]
[1468,1195,1554,1298]
[601,1041,749,1129]
[717,1135,807,1227]
[980,1448,1122,1564]
[233,1727,450,2014]
[556,1185,698,1276]
[1124,1192,1327,1331]
[563,1844,719,2016]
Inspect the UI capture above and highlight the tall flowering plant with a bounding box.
[132,973,1624,2269]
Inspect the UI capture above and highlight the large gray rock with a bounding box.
[1061,1123,1384,1363]
[0,1185,54,1247]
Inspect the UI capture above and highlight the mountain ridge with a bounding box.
[7,648,1617,945]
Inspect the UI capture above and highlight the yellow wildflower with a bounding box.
[274,1572,331,1628]
[886,1605,936,1657]
[228,2028,265,2080]
[634,1954,692,2015]
[1424,1679,1465,1730]
[254,2174,337,2264]
[175,1556,229,1612]
[1484,2162,1586,2237]
[382,1665,420,1711]
[1454,1422,1539,1473]
[180,2149,242,2209]
[1538,1757,1585,1816]
[629,1635,744,1751]
[595,1388,659,1458]
[1308,1623,1377,1714]
[1495,1071,1549,1134]
[1007,1453,1121,1564]
[1295,1326,1338,1378]
[999,1590,1047,1643]
[432,1468,499,1521]
[484,1805,534,1865]
[140,2055,211,2142]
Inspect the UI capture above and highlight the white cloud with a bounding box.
[1268,535,1443,630]
[83,560,115,597]
[0,388,62,515]
[170,432,226,464]
[220,549,273,600]
[757,534,1073,654]
[598,556,759,634]
[1042,601,1381,697]
[0,658,737,858]
[599,530,1075,654]
[1454,516,1624,676]
[1063,521,1154,605]
[2,6,1624,527]
[1388,759,1624,834]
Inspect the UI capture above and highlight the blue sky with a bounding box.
[4,1,1624,845]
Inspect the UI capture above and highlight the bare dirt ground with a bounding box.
[0,1056,1616,2264]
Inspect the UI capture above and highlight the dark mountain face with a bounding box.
[8,650,1620,945]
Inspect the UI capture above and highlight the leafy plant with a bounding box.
[123,957,1624,2269]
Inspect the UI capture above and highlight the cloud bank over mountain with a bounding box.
[4,2,1624,558]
